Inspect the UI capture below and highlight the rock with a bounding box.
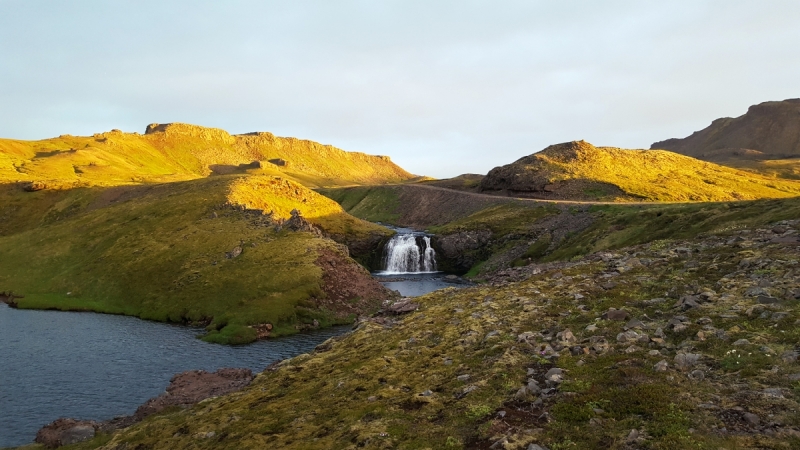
[556,328,576,345]
[626,429,640,443]
[788,373,800,381]
[544,368,564,385]
[584,323,598,332]
[745,287,767,297]
[602,308,629,321]
[225,246,243,259]
[527,445,548,450]
[733,339,751,346]
[526,379,542,394]
[689,369,705,381]
[781,351,799,363]
[758,295,781,304]
[624,318,645,330]
[624,345,641,354]
[743,412,760,426]
[674,295,700,310]
[456,374,471,382]
[134,368,254,421]
[385,298,419,315]
[772,312,789,321]
[36,419,98,448]
[589,336,609,354]
[653,360,669,372]
[617,330,640,344]
[674,353,701,371]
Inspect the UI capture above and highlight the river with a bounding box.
[0,304,348,448]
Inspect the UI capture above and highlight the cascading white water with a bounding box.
[384,233,437,273]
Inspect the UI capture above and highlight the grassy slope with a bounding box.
[67,217,800,449]
[482,141,800,202]
[0,123,409,344]
[0,123,415,189]
[718,157,800,181]
[0,175,391,344]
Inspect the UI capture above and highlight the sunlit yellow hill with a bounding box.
[0,174,393,345]
[0,122,415,189]
[480,140,800,202]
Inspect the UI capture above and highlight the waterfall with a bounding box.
[383,233,437,274]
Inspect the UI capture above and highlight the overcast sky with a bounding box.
[1,1,799,177]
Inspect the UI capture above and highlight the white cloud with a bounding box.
[1,0,799,177]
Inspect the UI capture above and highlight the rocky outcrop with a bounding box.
[432,230,492,273]
[651,98,800,160]
[133,368,254,421]
[35,418,98,448]
[34,368,254,448]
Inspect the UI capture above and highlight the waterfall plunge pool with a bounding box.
[372,226,469,297]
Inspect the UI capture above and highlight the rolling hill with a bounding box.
[479,140,800,202]
[651,98,800,162]
[0,124,411,344]
[0,122,415,189]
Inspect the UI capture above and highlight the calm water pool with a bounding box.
[0,304,349,448]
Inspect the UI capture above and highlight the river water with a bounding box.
[0,304,348,448]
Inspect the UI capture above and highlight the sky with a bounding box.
[1,1,799,178]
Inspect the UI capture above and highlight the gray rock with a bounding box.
[653,360,669,372]
[783,351,800,363]
[745,287,767,297]
[617,330,640,344]
[544,368,564,385]
[788,373,800,381]
[527,444,548,450]
[674,353,701,371]
[624,318,645,330]
[456,374,471,382]
[762,388,784,398]
[626,429,640,442]
[732,339,751,346]
[556,328,576,345]
[689,369,705,381]
[61,425,96,446]
[757,295,780,304]
[602,308,630,321]
[742,412,760,426]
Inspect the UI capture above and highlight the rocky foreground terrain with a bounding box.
[45,218,799,449]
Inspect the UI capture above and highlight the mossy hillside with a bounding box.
[0,175,388,344]
[317,186,402,225]
[542,197,800,263]
[428,203,557,238]
[481,140,800,202]
[720,157,800,181]
[0,123,416,189]
[79,222,800,449]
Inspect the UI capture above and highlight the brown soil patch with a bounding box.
[313,246,394,317]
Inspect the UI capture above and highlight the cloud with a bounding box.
[2,0,799,177]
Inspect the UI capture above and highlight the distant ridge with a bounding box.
[0,122,415,188]
[651,98,800,161]
[480,140,800,202]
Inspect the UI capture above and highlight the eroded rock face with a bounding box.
[433,230,492,273]
[35,418,97,448]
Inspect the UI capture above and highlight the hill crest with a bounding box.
[0,123,414,189]
[480,140,800,202]
[651,98,800,160]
